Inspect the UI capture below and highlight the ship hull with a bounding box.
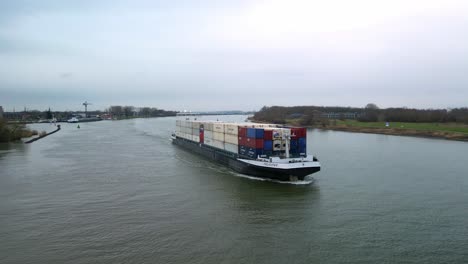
[172,137,320,181]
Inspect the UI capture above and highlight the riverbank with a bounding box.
[323,125,468,141]
[325,120,468,141]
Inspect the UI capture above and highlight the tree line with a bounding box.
[2,106,177,121]
[253,105,468,125]
[106,106,177,119]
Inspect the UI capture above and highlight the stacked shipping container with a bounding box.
[175,120,308,159]
[238,127,265,159]
[290,127,307,157]
[175,120,201,141]
[237,126,304,159]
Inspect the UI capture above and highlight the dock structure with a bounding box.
[24,125,61,144]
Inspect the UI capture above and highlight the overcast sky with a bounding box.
[1,0,468,111]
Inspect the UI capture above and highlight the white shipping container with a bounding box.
[192,121,202,129]
[203,123,214,131]
[213,131,224,141]
[225,124,238,135]
[204,137,213,146]
[213,123,225,133]
[224,142,238,153]
[212,139,225,150]
[204,130,213,139]
[224,134,238,145]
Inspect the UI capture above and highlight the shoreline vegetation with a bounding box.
[3,105,178,124]
[0,118,40,143]
[1,105,178,142]
[322,122,468,141]
[252,105,468,142]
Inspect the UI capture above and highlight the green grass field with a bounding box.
[335,120,468,134]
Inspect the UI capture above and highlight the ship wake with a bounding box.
[232,173,315,185]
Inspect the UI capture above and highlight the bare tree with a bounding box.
[123,106,134,118]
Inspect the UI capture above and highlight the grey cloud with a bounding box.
[1,1,468,111]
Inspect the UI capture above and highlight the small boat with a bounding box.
[67,117,79,123]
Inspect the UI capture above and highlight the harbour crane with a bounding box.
[83,101,92,117]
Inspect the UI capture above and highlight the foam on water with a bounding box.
[233,172,315,185]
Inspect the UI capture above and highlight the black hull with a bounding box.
[172,137,320,181]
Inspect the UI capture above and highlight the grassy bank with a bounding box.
[325,120,468,141]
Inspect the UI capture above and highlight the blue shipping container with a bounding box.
[247,128,256,138]
[290,139,298,148]
[264,140,273,151]
[239,145,264,159]
[248,148,264,159]
[239,145,248,156]
[255,129,264,138]
[298,145,307,154]
[247,128,264,138]
[298,137,306,147]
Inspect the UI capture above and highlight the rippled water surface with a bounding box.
[1,116,467,263]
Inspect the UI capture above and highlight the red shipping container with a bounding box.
[238,136,247,146]
[255,139,264,148]
[300,128,307,138]
[264,130,273,140]
[238,127,247,137]
[245,137,255,148]
[291,127,306,138]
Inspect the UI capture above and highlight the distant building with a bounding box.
[322,112,360,119]
[74,113,87,118]
[288,113,304,119]
[0,106,3,119]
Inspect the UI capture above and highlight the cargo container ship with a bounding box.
[171,118,320,181]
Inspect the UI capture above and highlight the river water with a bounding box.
[1,116,467,263]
